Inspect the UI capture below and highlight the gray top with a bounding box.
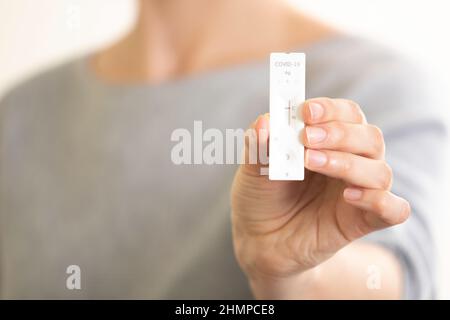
[0,35,446,299]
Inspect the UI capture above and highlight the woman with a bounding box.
[0,0,445,299]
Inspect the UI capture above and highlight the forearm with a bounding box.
[249,242,403,300]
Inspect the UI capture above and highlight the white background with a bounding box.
[1,0,449,298]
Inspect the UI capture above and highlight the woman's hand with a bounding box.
[231,98,410,297]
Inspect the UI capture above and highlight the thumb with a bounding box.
[241,113,270,177]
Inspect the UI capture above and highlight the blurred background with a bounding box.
[1,0,449,298]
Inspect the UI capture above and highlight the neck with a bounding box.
[93,0,334,83]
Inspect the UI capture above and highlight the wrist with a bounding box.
[248,266,322,300]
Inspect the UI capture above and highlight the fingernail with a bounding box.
[308,102,324,121]
[253,115,263,128]
[343,188,363,201]
[306,126,327,144]
[306,150,327,167]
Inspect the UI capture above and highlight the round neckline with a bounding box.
[77,33,356,93]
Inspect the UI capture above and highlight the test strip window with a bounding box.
[269,53,305,181]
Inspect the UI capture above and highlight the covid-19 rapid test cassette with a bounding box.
[269,53,305,181]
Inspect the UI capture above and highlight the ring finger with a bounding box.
[305,149,393,190]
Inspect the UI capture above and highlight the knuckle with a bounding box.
[371,125,384,142]
[373,193,410,225]
[331,122,347,145]
[369,125,385,156]
[340,154,353,175]
[322,97,335,111]
[373,192,389,214]
[379,162,393,189]
[349,101,365,122]
[321,97,334,105]
[353,103,366,123]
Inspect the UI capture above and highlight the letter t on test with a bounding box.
[269,53,305,181]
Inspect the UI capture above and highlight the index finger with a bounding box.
[301,98,367,125]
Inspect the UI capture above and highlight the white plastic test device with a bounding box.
[269,53,305,181]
